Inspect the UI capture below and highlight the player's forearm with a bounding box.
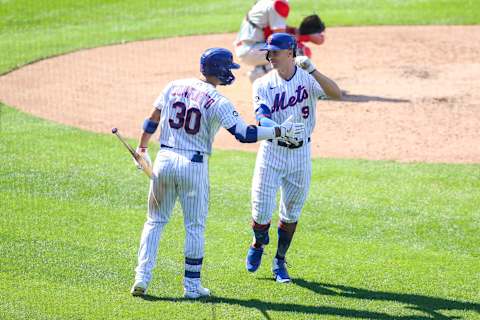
[258,116,278,127]
[257,125,280,140]
[139,108,161,148]
[311,70,342,100]
[227,120,280,143]
[138,132,153,148]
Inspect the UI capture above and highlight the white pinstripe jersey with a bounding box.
[153,78,240,155]
[252,67,326,138]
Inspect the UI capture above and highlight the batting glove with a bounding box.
[295,56,316,74]
[134,147,152,170]
[278,116,305,141]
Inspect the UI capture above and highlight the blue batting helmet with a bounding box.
[200,48,240,85]
[261,33,297,53]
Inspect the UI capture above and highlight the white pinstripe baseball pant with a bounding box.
[134,148,209,284]
[251,140,312,225]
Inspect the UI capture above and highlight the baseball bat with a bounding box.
[111,127,154,178]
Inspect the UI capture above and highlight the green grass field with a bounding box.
[1,0,480,74]
[1,1,480,319]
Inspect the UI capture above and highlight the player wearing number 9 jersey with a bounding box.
[246,33,342,283]
[130,47,305,299]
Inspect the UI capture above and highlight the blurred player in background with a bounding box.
[234,0,326,82]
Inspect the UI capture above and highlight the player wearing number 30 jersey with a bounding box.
[154,78,250,154]
[246,33,342,283]
[130,47,304,299]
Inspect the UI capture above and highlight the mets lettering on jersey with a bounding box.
[271,85,309,113]
[253,67,326,138]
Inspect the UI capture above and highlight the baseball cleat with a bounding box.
[246,246,264,272]
[130,280,147,296]
[272,258,291,283]
[184,285,211,299]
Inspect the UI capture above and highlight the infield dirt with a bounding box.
[1,26,479,163]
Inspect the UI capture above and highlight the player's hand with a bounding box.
[295,56,316,73]
[278,116,305,140]
[134,147,152,169]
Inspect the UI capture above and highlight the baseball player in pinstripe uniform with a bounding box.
[245,33,342,283]
[130,47,304,298]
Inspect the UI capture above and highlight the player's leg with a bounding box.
[247,144,284,272]
[177,155,210,299]
[235,42,272,82]
[235,42,269,66]
[271,220,297,283]
[273,149,312,283]
[132,151,177,296]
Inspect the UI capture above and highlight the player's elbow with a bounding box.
[228,125,258,143]
[234,130,258,143]
[235,135,256,143]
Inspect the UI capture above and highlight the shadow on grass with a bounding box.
[293,279,480,320]
[138,279,478,320]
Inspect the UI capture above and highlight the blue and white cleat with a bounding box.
[246,246,264,272]
[272,258,291,283]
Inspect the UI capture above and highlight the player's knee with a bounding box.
[235,48,248,60]
[184,222,206,235]
[237,49,267,67]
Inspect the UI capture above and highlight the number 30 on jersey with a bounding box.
[169,102,202,135]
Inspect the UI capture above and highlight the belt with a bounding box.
[267,137,311,149]
[160,144,204,163]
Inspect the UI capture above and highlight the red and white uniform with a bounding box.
[234,0,289,66]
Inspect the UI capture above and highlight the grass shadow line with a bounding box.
[293,279,479,319]
[138,292,438,319]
